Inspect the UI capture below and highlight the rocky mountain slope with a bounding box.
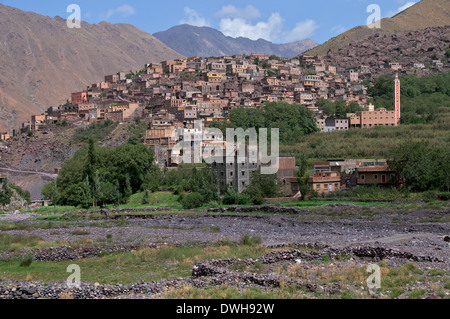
[0,4,184,132]
[307,0,450,56]
[153,24,318,58]
[324,26,450,77]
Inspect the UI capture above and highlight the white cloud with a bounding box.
[283,19,318,42]
[180,7,210,27]
[330,24,348,34]
[219,13,283,41]
[219,13,317,43]
[386,1,417,17]
[216,5,261,20]
[105,4,136,19]
[398,1,417,12]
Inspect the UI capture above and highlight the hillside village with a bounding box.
[0,1,448,302]
[1,44,438,199]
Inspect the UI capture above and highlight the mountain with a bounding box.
[307,0,450,56]
[324,26,449,78]
[0,4,184,133]
[153,24,318,58]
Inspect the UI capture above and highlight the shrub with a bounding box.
[423,190,438,202]
[20,255,33,267]
[206,200,220,209]
[222,189,251,205]
[181,192,204,209]
[142,190,150,205]
[251,196,264,205]
[436,192,450,201]
[240,234,262,246]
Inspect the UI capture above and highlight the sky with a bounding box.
[0,0,421,44]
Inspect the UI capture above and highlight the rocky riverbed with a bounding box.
[0,204,448,299]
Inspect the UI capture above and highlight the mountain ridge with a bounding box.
[307,0,450,56]
[0,4,184,132]
[153,24,318,58]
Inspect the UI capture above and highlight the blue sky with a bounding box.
[0,0,420,44]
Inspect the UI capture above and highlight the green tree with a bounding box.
[389,142,450,192]
[142,189,150,205]
[244,170,279,203]
[0,179,13,206]
[181,192,204,209]
[295,154,310,200]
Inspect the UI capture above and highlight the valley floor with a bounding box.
[0,201,448,299]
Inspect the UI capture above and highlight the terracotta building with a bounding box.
[309,171,341,195]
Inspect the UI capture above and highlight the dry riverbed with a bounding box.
[0,203,448,299]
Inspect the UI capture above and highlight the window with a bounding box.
[361,175,365,180]
[374,175,378,180]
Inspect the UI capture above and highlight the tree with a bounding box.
[81,176,93,209]
[269,54,281,61]
[244,170,279,203]
[93,170,103,207]
[181,192,204,209]
[0,179,12,206]
[124,174,132,199]
[42,181,60,205]
[48,142,154,207]
[142,189,150,205]
[295,154,310,201]
[85,137,96,188]
[111,180,122,206]
[389,142,450,192]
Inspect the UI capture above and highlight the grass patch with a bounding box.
[0,243,269,285]
[70,120,118,145]
[164,284,306,299]
[126,191,181,208]
[0,234,46,252]
[240,234,262,246]
[19,255,33,267]
[70,230,90,236]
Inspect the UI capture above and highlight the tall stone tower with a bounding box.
[394,73,401,126]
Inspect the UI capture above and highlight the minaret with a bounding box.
[394,73,401,126]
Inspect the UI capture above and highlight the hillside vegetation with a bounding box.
[281,72,450,160]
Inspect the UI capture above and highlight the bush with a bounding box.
[181,192,204,209]
[142,190,149,205]
[222,189,251,205]
[8,183,31,202]
[423,190,438,202]
[437,192,450,201]
[251,196,264,205]
[20,255,33,267]
[206,200,220,209]
[240,234,262,246]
